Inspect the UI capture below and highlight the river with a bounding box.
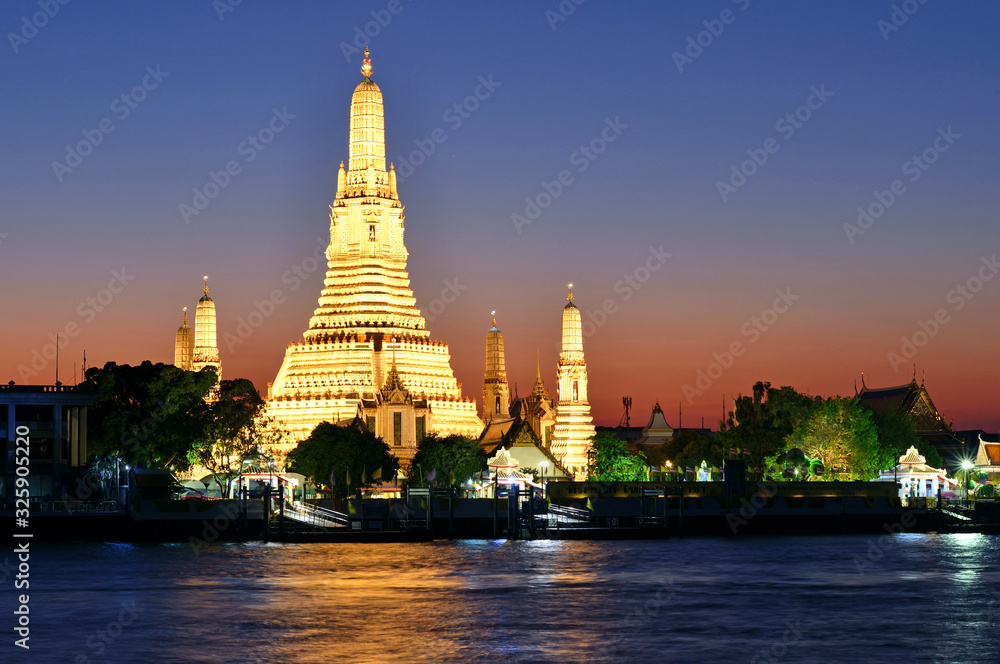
[7,534,1000,663]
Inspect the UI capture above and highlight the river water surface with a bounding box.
[8,534,1000,663]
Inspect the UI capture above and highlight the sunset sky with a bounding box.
[2,1,998,431]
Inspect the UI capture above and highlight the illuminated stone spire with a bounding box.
[348,46,386,174]
[193,276,221,381]
[174,307,193,371]
[550,283,595,479]
[483,311,510,422]
[268,49,482,448]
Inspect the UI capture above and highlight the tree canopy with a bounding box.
[187,378,288,497]
[286,420,399,499]
[866,405,944,469]
[715,382,817,478]
[410,434,486,489]
[84,361,216,470]
[786,396,887,480]
[586,431,649,482]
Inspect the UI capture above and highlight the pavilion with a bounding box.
[875,445,955,503]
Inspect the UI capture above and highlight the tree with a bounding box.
[286,420,399,499]
[187,378,283,497]
[410,435,486,489]
[586,431,649,482]
[715,382,817,478]
[867,406,944,469]
[673,430,723,471]
[84,361,216,470]
[787,397,888,480]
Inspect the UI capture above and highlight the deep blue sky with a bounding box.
[3,1,999,429]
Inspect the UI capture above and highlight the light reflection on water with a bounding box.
[16,535,1000,663]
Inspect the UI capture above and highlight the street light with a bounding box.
[961,459,974,506]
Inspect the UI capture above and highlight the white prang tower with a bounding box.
[192,276,221,380]
[550,284,595,479]
[483,311,510,423]
[173,307,193,371]
[267,48,482,445]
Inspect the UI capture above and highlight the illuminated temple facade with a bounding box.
[549,286,595,479]
[478,290,594,480]
[267,49,482,463]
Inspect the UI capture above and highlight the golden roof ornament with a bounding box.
[361,46,372,78]
[203,275,210,295]
[567,283,573,302]
[491,310,497,326]
[182,307,188,325]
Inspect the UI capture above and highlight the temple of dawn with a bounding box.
[172,49,595,478]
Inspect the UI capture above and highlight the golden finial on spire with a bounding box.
[491,310,496,326]
[567,283,573,302]
[203,275,210,295]
[536,347,540,377]
[182,306,188,325]
[361,46,372,78]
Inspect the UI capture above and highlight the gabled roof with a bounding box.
[857,376,950,432]
[488,447,517,469]
[976,438,1000,466]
